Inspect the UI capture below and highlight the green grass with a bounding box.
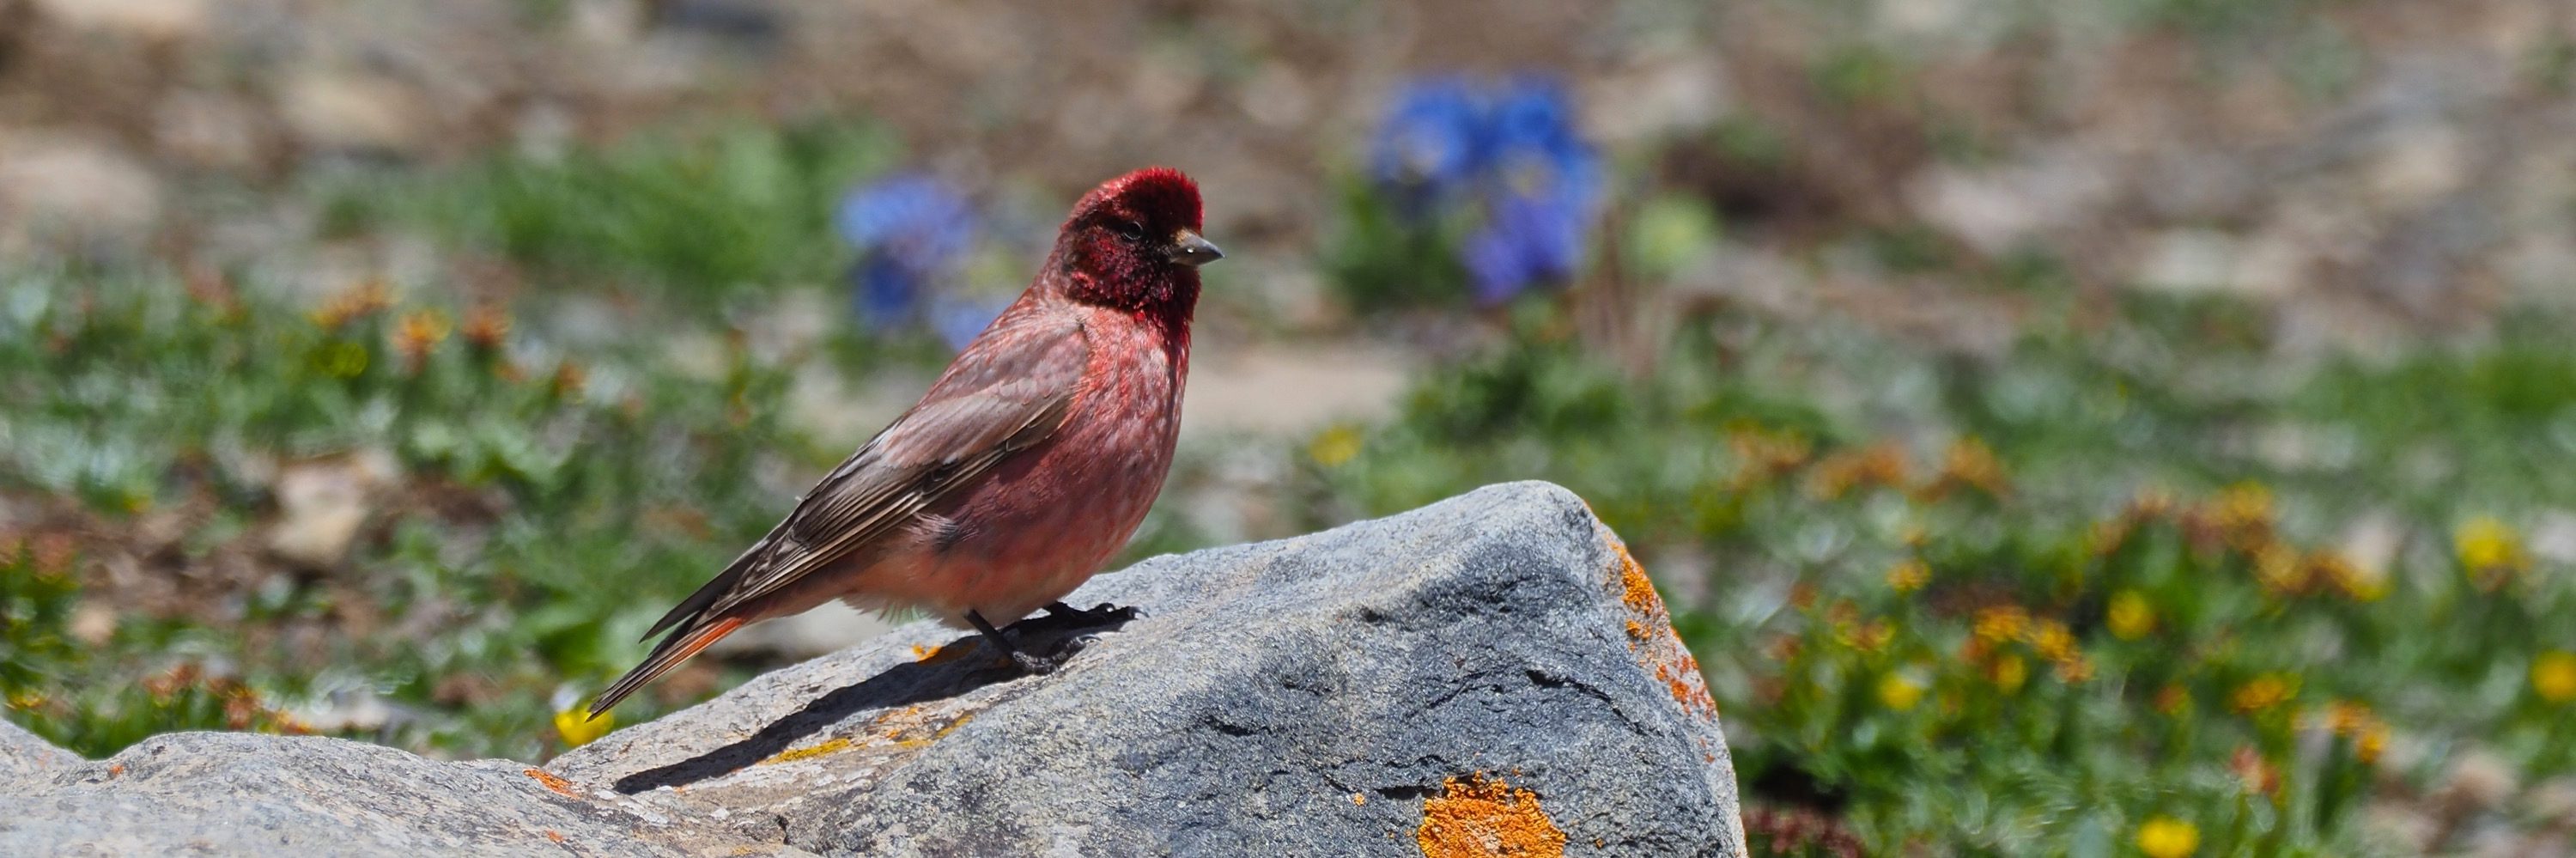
[0,270,814,758]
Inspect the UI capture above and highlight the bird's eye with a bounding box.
[1115,220,1145,241]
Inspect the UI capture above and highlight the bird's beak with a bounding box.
[1170,229,1224,267]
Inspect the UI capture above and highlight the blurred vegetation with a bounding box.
[323,121,900,299]
[0,270,811,758]
[1294,287,2576,853]
[8,6,2576,852]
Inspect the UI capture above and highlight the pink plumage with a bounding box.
[591,167,1219,716]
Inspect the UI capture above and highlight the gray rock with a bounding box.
[0,716,80,780]
[0,732,793,856]
[552,480,1744,856]
[0,482,1743,857]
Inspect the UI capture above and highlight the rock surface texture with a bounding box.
[1,481,1743,857]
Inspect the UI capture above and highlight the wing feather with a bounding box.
[653,309,1089,633]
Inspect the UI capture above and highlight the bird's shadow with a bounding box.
[610,609,1133,794]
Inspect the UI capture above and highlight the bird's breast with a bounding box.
[937,314,1186,565]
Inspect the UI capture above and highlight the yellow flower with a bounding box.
[2213,482,2274,531]
[555,707,613,747]
[2026,619,2077,662]
[1307,424,1364,467]
[1990,654,2028,693]
[1807,441,1909,500]
[1938,436,2008,496]
[2253,544,2306,595]
[2135,816,2199,858]
[2107,590,2156,640]
[1876,672,1924,711]
[1886,558,1929,593]
[392,309,452,366]
[2231,673,2295,714]
[2355,721,2390,764]
[2533,651,2576,704]
[2456,516,2530,586]
[1973,605,2028,643]
[307,279,393,328]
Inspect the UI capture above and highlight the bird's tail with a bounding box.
[586,615,746,719]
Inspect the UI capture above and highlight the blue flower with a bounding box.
[1465,191,1589,305]
[1365,76,1603,304]
[1484,78,1600,211]
[1370,78,1488,207]
[835,174,977,327]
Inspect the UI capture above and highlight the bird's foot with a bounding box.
[1005,649,1061,675]
[966,609,1054,674]
[1000,635,1105,675]
[1042,601,1145,624]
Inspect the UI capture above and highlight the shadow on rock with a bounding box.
[611,610,1133,794]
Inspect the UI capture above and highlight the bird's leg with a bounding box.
[964,609,1059,675]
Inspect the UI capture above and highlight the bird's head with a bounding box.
[1055,167,1221,319]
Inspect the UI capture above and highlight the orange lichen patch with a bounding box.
[523,767,580,799]
[106,764,125,778]
[1654,654,1719,719]
[1414,774,1567,857]
[844,703,980,752]
[762,737,854,765]
[1600,532,1721,721]
[544,830,565,843]
[1613,542,1663,617]
[1353,793,1368,806]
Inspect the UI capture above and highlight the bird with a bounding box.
[588,167,1221,717]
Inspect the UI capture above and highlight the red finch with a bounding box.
[590,167,1219,716]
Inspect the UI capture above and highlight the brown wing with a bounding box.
[594,307,1090,715]
[642,308,1090,639]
